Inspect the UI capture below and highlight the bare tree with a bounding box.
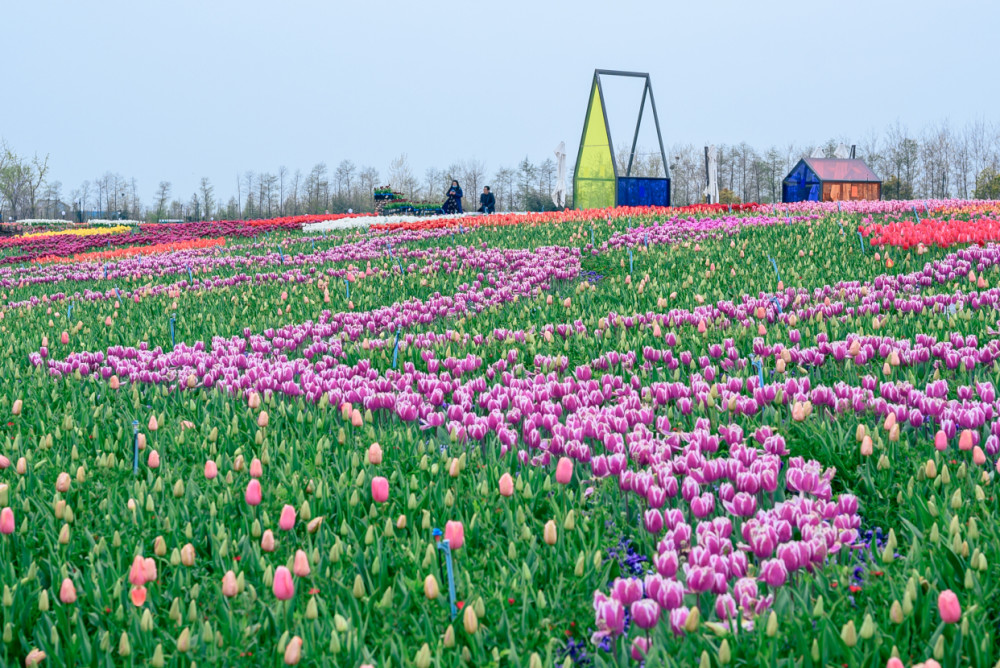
[389,154,418,200]
[155,181,172,219]
[199,177,215,219]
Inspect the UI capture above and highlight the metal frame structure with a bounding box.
[573,69,670,209]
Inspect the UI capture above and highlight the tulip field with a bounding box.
[4,199,1000,667]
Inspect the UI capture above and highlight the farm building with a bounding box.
[781,158,881,203]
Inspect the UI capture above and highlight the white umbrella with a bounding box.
[552,141,566,208]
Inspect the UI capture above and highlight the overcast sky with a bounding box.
[4,0,998,203]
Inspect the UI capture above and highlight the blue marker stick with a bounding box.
[391,327,401,369]
[170,316,176,346]
[344,278,350,300]
[857,231,865,254]
[752,358,765,389]
[68,303,73,320]
[187,266,193,283]
[590,226,594,247]
[837,201,842,213]
[115,287,121,299]
[628,248,633,274]
[312,240,315,252]
[769,296,783,314]
[437,539,458,620]
[103,264,108,280]
[644,232,649,248]
[768,256,781,283]
[132,420,140,475]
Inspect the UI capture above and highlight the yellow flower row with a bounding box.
[20,226,131,240]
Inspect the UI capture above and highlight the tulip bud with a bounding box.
[544,520,558,545]
[463,605,479,634]
[764,610,777,637]
[424,575,439,600]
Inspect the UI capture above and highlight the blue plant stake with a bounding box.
[769,296,783,314]
[752,358,765,389]
[857,231,865,254]
[391,327,401,369]
[913,206,920,221]
[837,201,842,213]
[103,264,108,280]
[312,240,315,252]
[67,302,73,320]
[344,278,350,300]
[115,287,121,299]
[132,420,140,475]
[590,225,594,247]
[924,202,930,216]
[396,257,404,274]
[169,315,176,346]
[768,256,781,283]
[435,536,459,620]
[187,266,193,283]
[628,248,633,274]
[644,232,649,248]
[387,242,393,257]
[772,205,776,216]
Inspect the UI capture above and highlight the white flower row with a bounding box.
[83,219,143,226]
[302,213,475,233]
[10,219,72,226]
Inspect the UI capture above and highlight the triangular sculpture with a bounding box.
[573,79,616,210]
[573,70,670,210]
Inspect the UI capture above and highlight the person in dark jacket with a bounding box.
[478,186,496,214]
[443,180,463,214]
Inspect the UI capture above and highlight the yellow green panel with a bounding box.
[574,83,615,210]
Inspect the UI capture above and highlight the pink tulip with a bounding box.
[104,316,113,327]
[938,589,961,623]
[143,558,157,582]
[886,659,904,668]
[959,430,973,451]
[245,479,262,506]
[279,504,297,531]
[136,433,146,450]
[109,375,120,390]
[934,430,948,451]
[498,472,514,497]
[129,555,146,586]
[248,392,261,409]
[147,450,160,468]
[351,409,363,427]
[273,566,295,600]
[973,446,986,466]
[0,456,9,469]
[221,570,238,597]
[261,530,276,552]
[860,436,873,456]
[59,578,76,604]
[555,457,573,485]
[55,472,71,493]
[445,520,464,550]
[148,415,158,432]
[372,476,389,503]
[60,331,69,345]
[250,458,263,478]
[367,442,383,465]
[630,599,661,629]
[257,411,269,428]
[293,549,311,577]
[11,399,21,416]
[129,585,147,607]
[284,635,303,665]
[204,460,218,479]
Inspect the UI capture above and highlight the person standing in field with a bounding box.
[478,186,496,214]
[444,180,463,214]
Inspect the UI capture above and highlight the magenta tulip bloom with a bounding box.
[273,566,295,600]
[630,599,661,630]
[371,476,389,503]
